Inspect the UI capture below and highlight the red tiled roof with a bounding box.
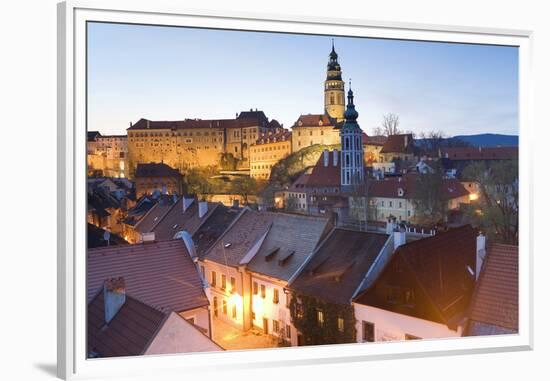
[367,174,470,200]
[467,244,518,333]
[87,240,208,312]
[254,130,292,145]
[203,209,275,267]
[306,150,341,187]
[380,134,415,154]
[440,147,518,161]
[88,291,167,357]
[128,116,266,131]
[293,114,334,128]
[151,199,218,241]
[362,133,387,146]
[135,163,182,178]
[290,229,390,305]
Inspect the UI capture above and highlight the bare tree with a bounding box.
[371,126,384,136]
[380,113,401,136]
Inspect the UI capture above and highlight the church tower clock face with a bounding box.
[324,40,345,121]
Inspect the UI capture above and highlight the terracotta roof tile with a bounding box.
[290,229,389,305]
[380,134,415,154]
[467,243,518,333]
[367,174,470,200]
[87,240,208,312]
[135,163,182,178]
[305,150,341,187]
[293,114,335,128]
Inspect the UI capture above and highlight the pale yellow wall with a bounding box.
[250,140,291,180]
[291,126,340,153]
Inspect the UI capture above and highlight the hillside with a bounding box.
[449,133,518,147]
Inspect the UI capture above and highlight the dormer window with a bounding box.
[398,188,404,197]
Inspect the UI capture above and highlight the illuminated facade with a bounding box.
[249,129,292,180]
[87,133,128,178]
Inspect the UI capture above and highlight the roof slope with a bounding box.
[367,174,470,200]
[87,240,208,312]
[246,214,331,282]
[306,150,341,187]
[290,229,389,304]
[380,134,415,154]
[193,206,242,259]
[135,162,182,178]
[134,195,177,234]
[466,244,518,335]
[203,209,275,267]
[293,114,334,127]
[88,292,166,357]
[354,225,478,326]
[128,115,267,131]
[151,199,218,241]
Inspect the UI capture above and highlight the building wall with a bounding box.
[134,175,183,198]
[200,260,247,330]
[250,139,292,180]
[127,127,226,176]
[353,303,460,342]
[291,126,340,153]
[364,144,383,164]
[249,274,296,345]
[283,190,308,213]
[369,197,415,222]
[379,151,415,163]
[87,135,128,178]
[179,306,211,337]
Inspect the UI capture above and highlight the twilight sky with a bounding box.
[87,22,518,137]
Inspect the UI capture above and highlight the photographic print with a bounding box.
[85,21,519,358]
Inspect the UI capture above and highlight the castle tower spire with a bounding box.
[324,40,345,121]
[340,81,365,191]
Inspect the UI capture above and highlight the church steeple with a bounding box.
[340,80,364,191]
[324,40,345,121]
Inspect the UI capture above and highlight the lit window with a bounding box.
[261,284,266,298]
[273,320,280,334]
[211,271,217,287]
[221,274,226,290]
[337,317,345,332]
[273,289,279,304]
[222,300,227,315]
[317,310,324,326]
[232,305,237,319]
[230,277,236,292]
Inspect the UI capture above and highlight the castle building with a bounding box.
[324,41,346,121]
[126,111,278,177]
[291,43,344,153]
[340,85,365,192]
[87,132,128,178]
[249,129,292,180]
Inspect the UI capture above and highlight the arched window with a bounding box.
[345,137,349,150]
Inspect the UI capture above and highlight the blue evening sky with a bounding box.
[87,22,518,137]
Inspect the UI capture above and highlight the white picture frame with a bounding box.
[57,1,533,379]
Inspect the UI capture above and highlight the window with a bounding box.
[222,300,227,315]
[296,303,304,319]
[213,296,218,317]
[404,289,416,305]
[337,317,345,332]
[362,321,375,342]
[286,324,291,339]
[273,320,280,334]
[285,292,290,307]
[273,289,279,304]
[253,281,258,295]
[261,284,266,298]
[232,305,237,319]
[317,310,324,327]
[230,277,236,292]
[211,271,217,287]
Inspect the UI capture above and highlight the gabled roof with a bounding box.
[306,150,341,187]
[134,195,178,234]
[367,174,470,200]
[440,146,518,161]
[87,240,208,312]
[254,130,291,145]
[292,114,334,128]
[380,134,415,154]
[466,243,518,335]
[246,214,331,282]
[127,114,268,131]
[151,199,218,242]
[88,291,166,357]
[237,110,269,125]
[355,225,478,326]
[193,205,242,259]
[202,209,275,267]
[135,163,182,178]
[88,292,221,357]
[290,229,389,305]
[362,133,387,146]
[87,223,128,248]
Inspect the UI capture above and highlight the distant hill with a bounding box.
[449,134,518,147]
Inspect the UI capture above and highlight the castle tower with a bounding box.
[340,82,365,192]
[324,40,345,121]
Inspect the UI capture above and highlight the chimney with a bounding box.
[323,149,329,167]
[103,277,126,324]
[394,228,406,250]
[333,149,338,166]
[182,195,194,212]
[198,200,208,218]
[476,232,486,280]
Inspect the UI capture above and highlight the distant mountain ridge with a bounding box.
[448,134,518,147]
